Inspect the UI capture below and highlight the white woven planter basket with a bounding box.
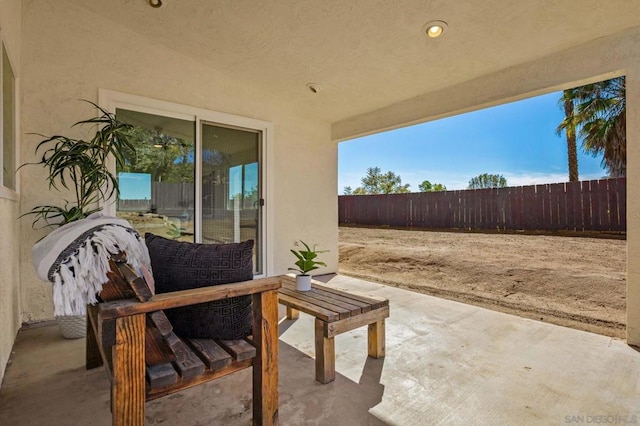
[56,314,86,339]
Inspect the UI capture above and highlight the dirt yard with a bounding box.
[339,226,627,338]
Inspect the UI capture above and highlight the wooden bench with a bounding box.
[278,275,389,383]
[86,260,281,426]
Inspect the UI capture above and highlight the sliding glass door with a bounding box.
[113,106,265,275]
[115,108,196,241]
[201,122,262,274]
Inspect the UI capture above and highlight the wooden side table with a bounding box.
[278,275,389,383]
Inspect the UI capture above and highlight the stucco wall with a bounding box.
[334,27,640,345]
[0,198,20,386]
[0,0,22,386]
[19,0,338,322]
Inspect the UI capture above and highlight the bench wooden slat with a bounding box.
[114,263,153,302]
[144,317,176,366]
[165,333,206,379]
[148,311,173,336]
[278,289,341,322]
[219,339,257,361]
[146,363,178,389]
[146,359,253,401]
[187,338,233,370]
[102,268,137,301]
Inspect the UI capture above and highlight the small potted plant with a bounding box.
[288,240,327,291]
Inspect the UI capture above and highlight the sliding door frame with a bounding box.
[99,89,273,277]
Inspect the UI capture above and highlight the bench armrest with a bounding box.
[97,276,282,320]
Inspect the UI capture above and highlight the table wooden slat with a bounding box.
[309,287,372,313]
[281,280,372,313]
[314,285,388,310]
[281,275,388,310]
[277,291,340,322]
[279,287,349,319]
[281,282,363,315]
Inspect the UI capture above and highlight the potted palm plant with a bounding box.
[22,101,134,227]
[288,240,327,291]
[22,101,150,338]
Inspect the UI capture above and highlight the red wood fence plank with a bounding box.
[522,185,537,230]
[608,178,619,230]
[541,184,552,229]
[617,177,627,232]
[567,181,576,230]
[506,186,524,229]
[598,179,610,230]
[498,187,507,229]
[581,180,592,230]
[550,183,565,230]
[590,180,602,231]
[454,190,462,228]
[490,188,499,229]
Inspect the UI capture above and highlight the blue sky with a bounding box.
[338,91,607,193]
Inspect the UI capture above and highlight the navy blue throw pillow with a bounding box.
[145,233,254,340]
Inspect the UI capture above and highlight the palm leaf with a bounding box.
[21,100,136,228]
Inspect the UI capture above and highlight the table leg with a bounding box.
[286,306,299,320]
[367,319,386,358]
[314,318,335,383]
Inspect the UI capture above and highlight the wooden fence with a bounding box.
[118,182,194,216]
[339,178,626,232]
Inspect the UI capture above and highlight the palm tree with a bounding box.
[557,77,626,178]
[557,89,579,181]
[575,77,626,177]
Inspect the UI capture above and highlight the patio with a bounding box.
[1,275,638,425]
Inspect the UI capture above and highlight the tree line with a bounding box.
[343,167,507,195]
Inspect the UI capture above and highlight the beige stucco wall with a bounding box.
[13,2,640,346]
[19,0,338,322]
[0,0,22,386]
[0,198,21,386]
[334,26,640,345]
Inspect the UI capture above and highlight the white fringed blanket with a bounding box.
[32,213,151,316]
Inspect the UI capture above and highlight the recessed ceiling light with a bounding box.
[306,83,323,94]
[424,20,447,38]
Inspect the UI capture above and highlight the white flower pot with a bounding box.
[296,275,312,291]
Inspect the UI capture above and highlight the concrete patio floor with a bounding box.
[1,274,639,425]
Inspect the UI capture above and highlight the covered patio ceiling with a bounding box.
[67,0,640,125]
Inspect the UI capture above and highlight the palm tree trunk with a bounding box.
[563,97,579,182]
